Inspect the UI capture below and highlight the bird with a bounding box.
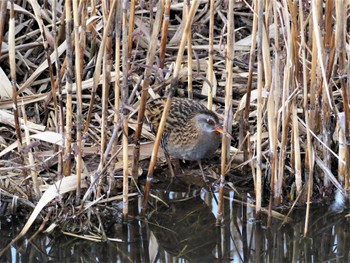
[145,97,233,181]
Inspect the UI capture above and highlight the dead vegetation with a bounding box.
[0,0,349,249]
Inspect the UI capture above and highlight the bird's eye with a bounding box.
[207,118,214,125]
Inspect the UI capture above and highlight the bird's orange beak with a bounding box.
[214,125,234,140]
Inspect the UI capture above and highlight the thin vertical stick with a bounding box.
[97,0,114,197]
[242,0,258,162]
[267,0,279,225]
[142,0,200,212]
[301,0,314,236]
[217,0,234,224]
[22,103,41,198]
[63,0,73,176]
[127,0,136,61]
[159,0,171,69]
[0,0,7,56]
[131,1,164,180]
[255,0,264,213]
[122,0,129,221]
[335,0,350,193]
[207,0,214,110]
[185,1,193,99]
[72,0,83,201]
[108,0,123,192]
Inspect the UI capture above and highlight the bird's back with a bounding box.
[145,97,210,133]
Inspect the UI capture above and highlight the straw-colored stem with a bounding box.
[159,0,171,69]
[22,104,41,199]
[207,0,215,110]
[217,0,234,224]
[131,1,164,180]
[335,0,350,192]
[255,0,264,213]
[9,1,21,147]
[127,0,136,60]
[0,0,7,55]
[63,0,73,176]
[121,0,130,221]
[185,1,193,99]
[242,1,258,161]
[72,0,84,201]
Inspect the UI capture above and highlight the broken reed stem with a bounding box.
[267,0,278,225]
[254,0,264,214]
[63,0,73,177]
[122,0,130,221]
[107,0,123,191]
[288,1,302,198]
[22,103,41,199]
[127,0,136,62]
[9,0,22,151]
[131,1,164,180]
[185,1,193,99]
[159,0,171,69]
[242,0,257,162]
[207,0,214,110]
[0,0,7,55]
[335,0,350,193]
[142,0,199,212]
[72,0,83,201]
[51,0,64,178]
[217,0,234,225]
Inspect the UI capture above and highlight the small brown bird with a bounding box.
[145,97,233,181]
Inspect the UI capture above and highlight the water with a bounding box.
[1,182,349,262]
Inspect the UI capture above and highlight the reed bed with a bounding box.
[0,0,349,248]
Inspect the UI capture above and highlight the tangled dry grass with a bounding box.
[0,0,349,248]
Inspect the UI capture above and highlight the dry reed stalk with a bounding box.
[122,0,130,221]
[207,0,215,110]
[63,0,73,177]
[97,1,115,197]
[51,0,64,178]
[185,1,193,99]
[72,0,84,201]
[159,0,171,69]
[131,1,164,180]
[254,0,265,213]
[88,0,97,60]
[0,0,6,55]
[9,0,21,147]
[107,0,123,193]
[266,0,279,224]
[305,0,331,234]
[127,0,136,62]
[242,1,257,163]
[335,0,350,192]
[289,2,302,197]
[142,0,200,212]
[22,103,41,199]
[217,0,234,224]
[319,0,333,188]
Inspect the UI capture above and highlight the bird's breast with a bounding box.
[164,131,221,161]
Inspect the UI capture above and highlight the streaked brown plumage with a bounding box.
[145,97,232,180]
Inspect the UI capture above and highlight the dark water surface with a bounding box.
[1,184,349,263]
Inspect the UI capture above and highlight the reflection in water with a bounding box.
[1,188,350,262]
[149,196,217,262]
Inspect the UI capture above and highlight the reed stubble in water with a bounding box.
[145,97,233,181]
